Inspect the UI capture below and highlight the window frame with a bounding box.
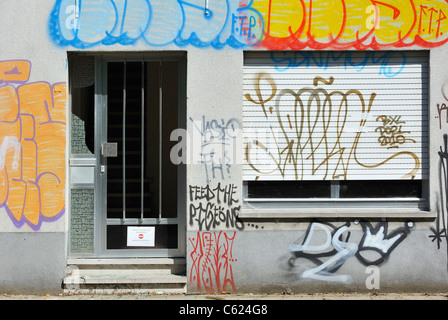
[240,50,431,219]
[242,180,429,209]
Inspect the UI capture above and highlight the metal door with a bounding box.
[95,55,186,257]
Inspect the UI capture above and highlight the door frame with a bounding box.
[94,53,187,258]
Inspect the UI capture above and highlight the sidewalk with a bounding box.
[0,292,447,300]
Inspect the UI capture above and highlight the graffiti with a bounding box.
[418,4,446,37]
[0,137,20,171]
[0,60,66,231]
[437,103,448,129]
[190,116,242,182]
[189,183,244,231]
[49,0,448,49]
[253,0,448,49]
[289,221,411,283]
[375,115,416,149]
[244,73,421,181]
[430,134,448,268]
[189,231,237,292]
[437,81,448,129]
[49,0,263,49]
[431,78,448,269]
[270,51,407,77]
[0,60,31,85]
[356,221,410,265]
[289,222,357,282]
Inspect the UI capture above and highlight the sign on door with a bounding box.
[127,227,155,247]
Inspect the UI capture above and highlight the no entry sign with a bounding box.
[127,227,155,247]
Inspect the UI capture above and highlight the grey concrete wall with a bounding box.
[0,0,69,294]
[187,223,448,294]
[0,233,66,294]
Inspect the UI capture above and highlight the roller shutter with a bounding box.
[243,51,429,182]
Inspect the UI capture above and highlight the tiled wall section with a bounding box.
[70,189,94,254]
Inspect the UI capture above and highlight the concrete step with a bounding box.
[65,271,187,284]
[67,257,186,266]
[64,258,187,294]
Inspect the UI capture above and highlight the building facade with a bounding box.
[1,0,448,294]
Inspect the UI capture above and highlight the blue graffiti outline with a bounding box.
[105,0,152,46]
[226,1,264,49]
[175,0,226,48]
[49,0,264,49]
[269,51,407,78]
[141,0,184,47]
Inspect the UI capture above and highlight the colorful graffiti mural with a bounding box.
[49,0,448,49]
[0,60,66,231]
[254,0,448,49]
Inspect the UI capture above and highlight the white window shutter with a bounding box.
[243,51,429,181]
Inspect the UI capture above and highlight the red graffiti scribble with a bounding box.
[189,231,237,293]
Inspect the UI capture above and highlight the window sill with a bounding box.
[240,207,434,219]
[241,198,433,220]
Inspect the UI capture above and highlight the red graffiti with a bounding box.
[189,231,237,293]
